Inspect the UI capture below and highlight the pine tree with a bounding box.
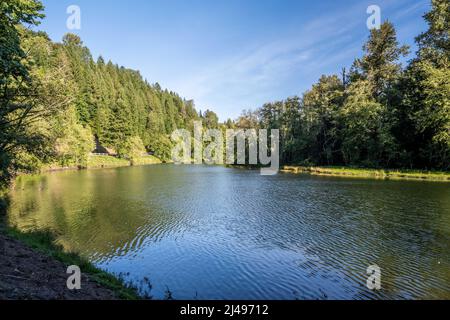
[351,22,409,100]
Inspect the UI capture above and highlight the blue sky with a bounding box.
[37,0,430,121]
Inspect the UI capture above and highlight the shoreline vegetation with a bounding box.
[18,157,450,182]
[40,154,162,172]
[0,0,448,301]
[2,1,448,197]
[226,164,450,182]
[281,166,450,182]
[0,156,164,300]
[0,211,144,300]
[2,160,446,299]
[0,226,143,300]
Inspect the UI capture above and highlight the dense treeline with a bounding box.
[1,0,220,187]
[233,0,449,170]
[60,32,203,161]
[1,0,449,190]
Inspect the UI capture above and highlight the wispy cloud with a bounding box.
[172,0,428,120]
[173,3,365,119]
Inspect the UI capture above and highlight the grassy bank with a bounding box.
[87,155,131,169]
[87,154,162,168]
[41,154,162,172]
[131,155,162,166]
[281,166,450,181]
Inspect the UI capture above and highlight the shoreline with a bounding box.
[0,154,163,300]
[40,154,163,173]
[1,162,449,300]
[0,218,143,300]
[37,158,450,183]
[281,166,450,182]
[0,229,142,300]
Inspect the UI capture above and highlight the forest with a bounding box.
[234,0,449,170]
[0,0,449,190]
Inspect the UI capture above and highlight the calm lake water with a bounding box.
[7,165,450,299]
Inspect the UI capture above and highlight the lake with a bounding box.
[7,165,450,299]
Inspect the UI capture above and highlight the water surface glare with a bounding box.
[8,165,450,299]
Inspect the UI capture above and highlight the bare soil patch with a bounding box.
[0,234,118,300]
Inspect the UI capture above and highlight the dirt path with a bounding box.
[0,234,118,300]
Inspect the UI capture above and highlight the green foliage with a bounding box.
[0,0,45,186]
[1,0,448,184]
[117,136,146,161]
[351,22,409,99]
[0,0,44,85]
[1,0,214,183]
[416,0,449,66]
[301,75,344,165]
[54,106,95,168]
[417,62,449,149]
[56,33,202,158]
[87,155,130,169]
[132,155,162,166]
[201,109,220,129]
[395,0,450,169]
[400,59,450,168]
[282,165,450,181]
[234,3,449,171]
[339,81,395,166]
[146,134,173,162]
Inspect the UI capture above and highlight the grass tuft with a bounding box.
[87,155,131,169]
[131,155,162,166]
[281,166,450,182]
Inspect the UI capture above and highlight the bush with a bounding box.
[117,136,146,161]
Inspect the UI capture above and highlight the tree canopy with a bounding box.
[0,0,448,188]
[233,3,449,170]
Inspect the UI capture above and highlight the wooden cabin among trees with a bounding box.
[92,136,117,156]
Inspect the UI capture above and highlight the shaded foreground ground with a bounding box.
[0,234,120,300]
